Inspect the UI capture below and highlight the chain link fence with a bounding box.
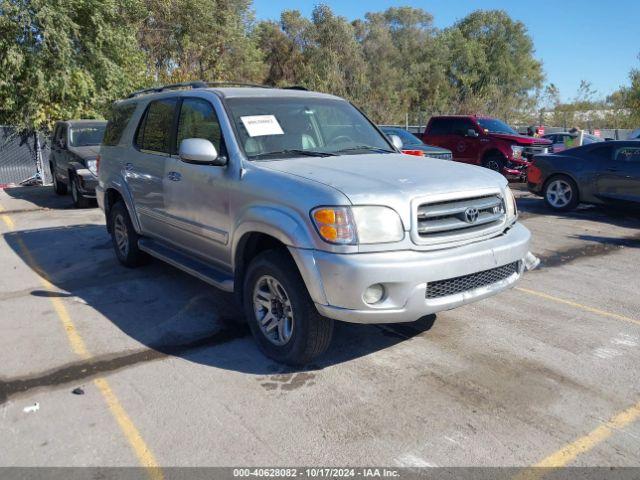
[0,127,52,186]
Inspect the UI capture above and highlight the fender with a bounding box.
[231,205,328,305]
[103,177,142,233]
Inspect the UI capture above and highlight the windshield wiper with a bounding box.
[335,145,395,154]
[250,149,337,159]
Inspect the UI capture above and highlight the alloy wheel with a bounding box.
[546,179,573,208]
[253,275,294,346]
[113,213,129,257]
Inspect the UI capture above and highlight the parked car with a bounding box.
[528,141,640,211]
[542,132,603,153]
[422,115,552,180]
[98,81,536,365]
[379,126,452,160]
[50,120,106,207]
[628,128,640,140]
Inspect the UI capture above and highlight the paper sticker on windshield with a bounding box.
[241,115,284,137]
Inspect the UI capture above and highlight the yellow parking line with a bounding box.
[1,213,162,479]
[515,287,640,327]
[515,399,640,479]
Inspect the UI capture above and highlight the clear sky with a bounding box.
[252,0,640,102]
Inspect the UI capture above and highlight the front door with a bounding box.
[163,96,232,267]
[596,145,640,204]
[126,97,178,238]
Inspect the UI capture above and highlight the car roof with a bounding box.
[58,119,107,126]
[116,87,342,106]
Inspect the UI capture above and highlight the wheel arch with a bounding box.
[103,185,141,234]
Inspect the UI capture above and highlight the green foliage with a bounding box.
[1,2,553,130]
[0,0,148,131]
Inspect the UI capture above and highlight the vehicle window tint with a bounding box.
[450,118,475,136]
[429,118,452,135]
[616,147,640,163]
[136,98,178,154]
[176,98,222,153]
[103,103,137,146]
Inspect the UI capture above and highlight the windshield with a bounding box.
[380,127,422,147]
[477,118,517,135]
[226,97,393,159]
[69,125,106,147]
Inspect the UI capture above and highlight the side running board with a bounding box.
[138,238,234,292]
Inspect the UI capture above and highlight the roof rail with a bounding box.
[126,80,308,99]
[127,81,208,98]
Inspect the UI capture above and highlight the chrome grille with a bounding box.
[417,194,505,238]
[426,262,520,299]
[427,152,453,160]
[523,144,550,159]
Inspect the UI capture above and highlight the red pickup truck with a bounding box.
[422,115,552,179]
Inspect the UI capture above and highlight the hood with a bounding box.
[68,145,100,159]
[488,133,552,145]
[257,153,506,224]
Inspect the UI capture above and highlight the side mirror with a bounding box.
[389,134,403,150]
[178,138,226,166]
[466,129,479,138]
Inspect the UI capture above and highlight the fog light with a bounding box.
[363,284,385,304]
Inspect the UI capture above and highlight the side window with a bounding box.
[429,119,452,135]
[59,125,68,146]
[135,98,178,154]
[176,98,223,153]
[103,103,137,146]
[615,147,640,163]
[450,119,474,136]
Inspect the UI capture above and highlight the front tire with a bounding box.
[243,249,333,365]
[544,175,579,211]
[110,201,148,267]
[51,164,67,195]
[482,153,506,173]
[70,175,91,208]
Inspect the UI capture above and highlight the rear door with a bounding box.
[595,145,640,203]
[448,118,480,164]
[127,97,178,238]
[162,96,231,265]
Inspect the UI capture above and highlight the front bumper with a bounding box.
[290,223,533,324]
[75,168,98,198]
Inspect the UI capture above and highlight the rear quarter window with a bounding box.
[135,98,178,154]
[103,104,137,146]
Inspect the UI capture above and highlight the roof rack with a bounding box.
[126,81,309,98]
[127,81,208,98]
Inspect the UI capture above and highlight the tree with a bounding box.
[441,10,544,119]
[137,0,263,83]
[0,0,147,132]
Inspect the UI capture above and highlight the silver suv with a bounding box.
[97,82,537,365]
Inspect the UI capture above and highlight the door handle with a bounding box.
[606,167,618,172]
[167,171,181,181]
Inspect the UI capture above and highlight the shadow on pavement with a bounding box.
[3,223,436,376]
[1,185,93,211]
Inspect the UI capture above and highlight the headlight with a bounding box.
[505,186,518,221]
[511,145,524,159]
[86,159,98,176]
[311,206,404,245]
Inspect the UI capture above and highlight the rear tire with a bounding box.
[52,164,67,195]
[70,175,91,208]
[110,201,148,267]
[482,153,506,173]
[543,175,579,211]
[243,249,333,365]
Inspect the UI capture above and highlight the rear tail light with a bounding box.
[527,163,542,184]
[401,149,425,157]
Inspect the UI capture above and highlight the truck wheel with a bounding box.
[52,164,67,195]
[110,201,147,267]
[543,175,579,211]
[70,175,91,208]
[482,153,506,173]
[243,249,333,365]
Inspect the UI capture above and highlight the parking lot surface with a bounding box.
[1,184,639,469]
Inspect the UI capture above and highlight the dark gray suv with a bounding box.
[50,120,106,207]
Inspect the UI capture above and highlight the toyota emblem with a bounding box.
[464,207,479,224]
